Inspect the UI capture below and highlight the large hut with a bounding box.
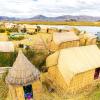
[46,45,100,94]
[48,32,79,52]
[6,50,42,100]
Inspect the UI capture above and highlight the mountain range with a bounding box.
[0,15,100,21]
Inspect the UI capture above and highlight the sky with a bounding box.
[0,0,100,18]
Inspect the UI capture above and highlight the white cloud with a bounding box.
[0,0,100,17]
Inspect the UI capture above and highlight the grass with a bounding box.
[89,89,100,100]
[0,52,17,67]
[0,71,8,100]
[12,21,100,26]
[40,73,100,100]
[5,73,100,100]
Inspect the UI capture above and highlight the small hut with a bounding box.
[79,31,97,46]
[48,27,58,33]
[85,33,97,45]
[49,32,79,52]
[32,37,47,51]
[46,45,100,94]
[0,42,14,52]
[6,51,42,100]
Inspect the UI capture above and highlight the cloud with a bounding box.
[0,0,100,17]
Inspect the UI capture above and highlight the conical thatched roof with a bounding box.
[6,50,40,86]
[33,37,46,50]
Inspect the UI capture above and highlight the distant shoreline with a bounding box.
[1,21,100,26]
[12,21,100,26]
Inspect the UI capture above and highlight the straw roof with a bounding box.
[46,45,100,84]
[53,32,79,44]
[33,37,46,50]
[0,42,14,52]
[6,50,40,86]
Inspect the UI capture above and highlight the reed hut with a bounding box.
[6,50,42,100]
[0,42,14,52]
[46,45,100,94]
[85,33,97,45]
[49,32,79,52]
[48,28,58,33]
[79,31,86,46]
[79,31,97,46]
[32,37,47,51]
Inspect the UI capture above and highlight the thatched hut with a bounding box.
[85,33,97,45]
[79,31,97,46]
[46,45,100,94]
[0,42,14,52]
[32,37,47,51]
[6,50,42,100]
[49,32,79,52]
[47,28,58,33]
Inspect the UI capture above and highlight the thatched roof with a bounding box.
[33,37,46,50]
[0,42,14,52]
[46,45,100,84]
[53,32,79,44]
[6,50,40,86]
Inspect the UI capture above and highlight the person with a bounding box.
[37,26,41,32]
[59,29,62,32]
[27,94,31,100]
[47,28,49,33]
[26,93,33,100]
[35,28,37,32]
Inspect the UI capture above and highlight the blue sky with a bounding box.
[0,0,100,18]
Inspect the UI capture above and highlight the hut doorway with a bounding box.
[23,84,33,100]
[94,68,100,79]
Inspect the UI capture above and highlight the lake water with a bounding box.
[68,26,100,35]
[33,25,100,35]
